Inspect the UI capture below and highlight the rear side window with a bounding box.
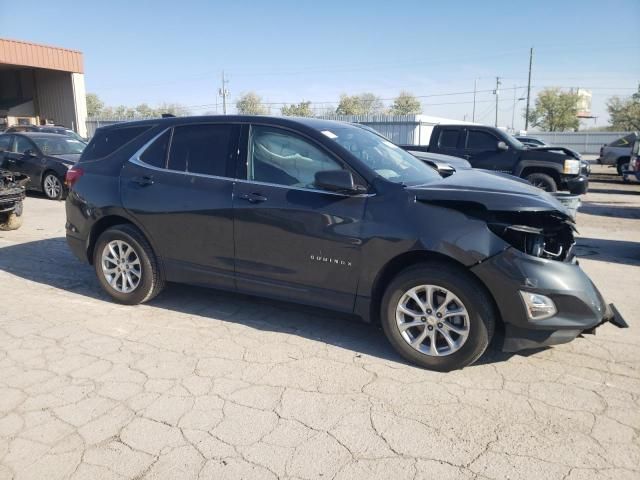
[167,124,234,176]
[140,130,171,168]
[438,129,460,149]
[466,130,498,151]
[82,125,152,161]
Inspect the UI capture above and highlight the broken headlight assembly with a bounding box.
[489,212,576,262]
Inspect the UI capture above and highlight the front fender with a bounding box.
[514,159,563,177]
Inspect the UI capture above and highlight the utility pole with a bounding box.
[472,78,477,122]
[494,76,501,127]
[524,47,533,131]
[219,71,230,115]
[512,85,517,132]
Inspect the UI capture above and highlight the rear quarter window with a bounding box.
[81,125,152,161]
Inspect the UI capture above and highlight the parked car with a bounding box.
[400,148,471,177]
[64,116,627,371]
[417,125,588,194]
[598,132,637,175]
[0,168,28,230]
[514,135,546,147]
[626,136,640,183]
[0,132,85,199]
[4,124,87,143]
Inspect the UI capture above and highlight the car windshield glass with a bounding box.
[320,126,441,185]
[32,137,85,155]
[65,130,87,143]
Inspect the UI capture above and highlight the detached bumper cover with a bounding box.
[471,247,628,352]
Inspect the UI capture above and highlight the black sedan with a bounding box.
[0,132,85,199]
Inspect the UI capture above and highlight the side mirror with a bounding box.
[314,170,359,193]
[23,149,37,157]
[497,141,509,151]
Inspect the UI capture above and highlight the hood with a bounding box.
[526,146,580,159]
[409,168,570,216]
[49,153,81,164]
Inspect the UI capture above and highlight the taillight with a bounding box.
[630,156,639,172]
[65,167,84,188]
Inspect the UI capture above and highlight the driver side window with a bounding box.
[248,126,342,189]
[466,130,498,151]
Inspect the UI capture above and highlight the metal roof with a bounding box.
[0,38,83,73]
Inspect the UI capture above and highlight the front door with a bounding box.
[463,128,516,172]
[7,135,43,188]
[233,124,367,312]
[121,123,240,290]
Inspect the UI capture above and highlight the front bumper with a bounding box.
[562,174,589,194]
[471,247,628,352]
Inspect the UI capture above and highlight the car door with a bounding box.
[431,127,463,157]
[121,123,240,290]
[232,124,368,312]
[6,135,44,188]
[462,128,516,172]
[0,135,13,168]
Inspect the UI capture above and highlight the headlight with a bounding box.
[563,159,580,175]
[519,291,557,320]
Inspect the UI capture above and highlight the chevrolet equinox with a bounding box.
[65,116,626,371]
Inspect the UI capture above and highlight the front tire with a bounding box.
[93,224,165,305]
[381,263,495,371]
[42,172,65,200]
[525,172,557,192]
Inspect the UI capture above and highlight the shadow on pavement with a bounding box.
[575,237,640,266]
[579,202,640,220]
[0,236,537,368]
[587,187,640,196]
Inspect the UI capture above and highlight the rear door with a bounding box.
[121,123,240,289]
[232,124,367,311]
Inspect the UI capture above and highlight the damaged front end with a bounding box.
[409,170,628,352]
[0,169,28,229]
[487,210,576,263]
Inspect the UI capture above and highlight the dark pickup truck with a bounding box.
[403,125,588,194]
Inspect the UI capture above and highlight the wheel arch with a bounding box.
[87,214,158,267]
[520,166,561,184]
[366,250,502,328]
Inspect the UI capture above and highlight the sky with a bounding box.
[1,0,638,131]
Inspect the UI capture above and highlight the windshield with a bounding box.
[32,137,86,155]
[321,126,441,185]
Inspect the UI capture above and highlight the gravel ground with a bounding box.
[0,165,638,480]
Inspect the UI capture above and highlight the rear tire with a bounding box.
[0,209,23,231]
[617,159,629,176]
[380,262,495,371]
[93,224,164,305]
[525,172,557,192]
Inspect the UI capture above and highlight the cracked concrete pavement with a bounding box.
[0,165,639,479]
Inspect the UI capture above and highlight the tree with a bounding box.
[135,103,155,117]
[281,101,313,117]
[525,88,580,132]
[389,91,421,115]
[236,92,268,115]
[607,84,640,130]
[85,93,104,117]
[335,93,384,115]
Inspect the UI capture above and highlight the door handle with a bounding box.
[132,175,154,186]
[238,192,267,203]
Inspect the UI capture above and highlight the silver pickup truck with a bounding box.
[598,132,638,175]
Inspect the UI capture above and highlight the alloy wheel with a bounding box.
[43,174,62,199]
[395,284,470,356]
[101,240,142,293]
